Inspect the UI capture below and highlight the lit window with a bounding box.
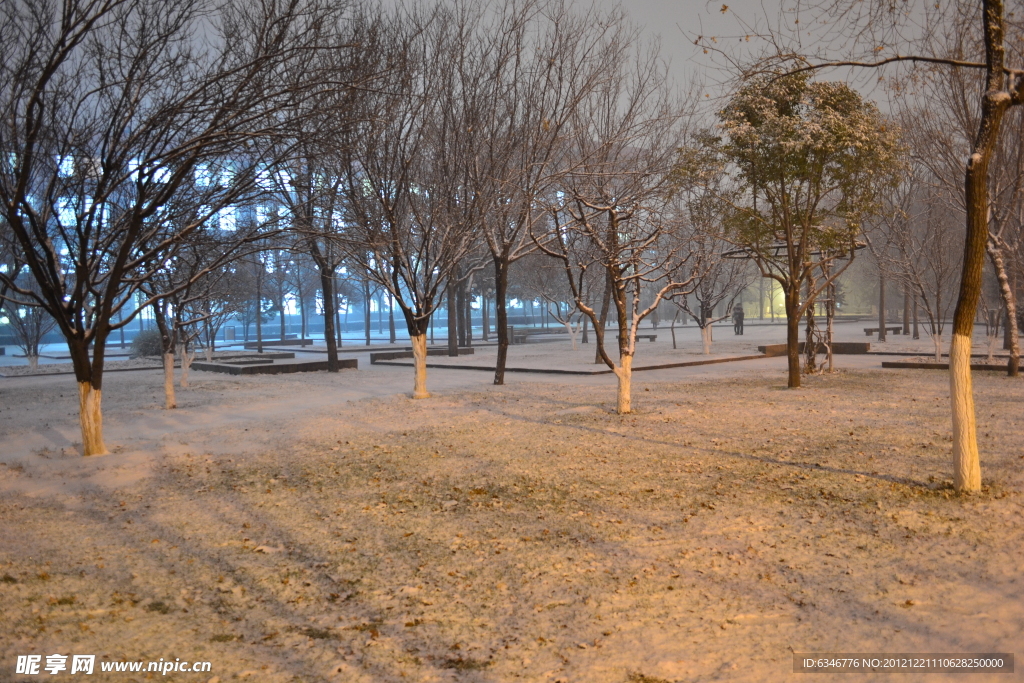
[57,156,74,177]
[152,166,171,184]
[57,197,76,225]
[195,164,214,187]
[219,206,236,231]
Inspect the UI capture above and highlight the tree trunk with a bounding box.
[804,304,817,374]
[343,302,349,344]
[785,288,801,388]
[410,332,430,399]
[596,271,612,364]
[987,241,1019,376]
[279,298,286,341]
[759,278,764,319]
[180,347,194,388]
[482,296,489,342]
[701,325,711,354]
[493,259,510,384]
[903,289,911,335]
[614,354,633,414]
[932,330,943,362]
[464,284,473,347]
[581,317,589,344]
[878,272,886,342]
[950,148,988,492]
[204,317,214,361]
[456,282,466,346]
[388,293,396,344]
[319,268,339,372]
[363,278,372,346]
[152,303,176,409]
[335,277,343,347]
[826,282,835,373]
[447,283,458,357]
[77,381,106,456]
[163,352,176,409]
[255,267,264,354]
[913,298,920,339]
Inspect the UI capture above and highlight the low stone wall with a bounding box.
[370,347,475,364]
[758,342,870,357]
[193,358,357,375]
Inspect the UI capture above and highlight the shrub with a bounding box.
[130,329,164,358]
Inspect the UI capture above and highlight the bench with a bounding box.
[508,326,565,345]
[243,338,315,349]
[863,326,902,336]
[634,334,657,342]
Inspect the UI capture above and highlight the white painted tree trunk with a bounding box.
[163,352,177,409]
[77,382,107,456]
[701,325,712,355]
[180,349,194,388]
[411,333,430,399]
[949,333,981,491]
[205,345,213,362]
[28,355,39,370]
[932,332,943,362]
[563,322,578,350]
[614,354,633,414]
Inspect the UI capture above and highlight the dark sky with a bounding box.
[594,0,895,106]
[591,0,777,85]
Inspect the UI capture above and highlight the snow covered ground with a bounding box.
[1,332,1022,682]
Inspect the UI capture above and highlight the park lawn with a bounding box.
[1,367,1022,682]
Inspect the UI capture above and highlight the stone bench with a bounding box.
[242,338,315,349]
[863,326,902,336]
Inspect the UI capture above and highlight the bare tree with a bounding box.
[472,0,628,384]
[191,264,247,360]
[268,9,385,371]
[872,169,964,361]
[903,40,1024,376]
[1,275,57,370]
[142,228,261,408]
[671,154,753,354]
[284,254,320,340]
[514,252,590,348]
[338,1,486,398]
[0,0,342,455]
[536,41,694,413]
